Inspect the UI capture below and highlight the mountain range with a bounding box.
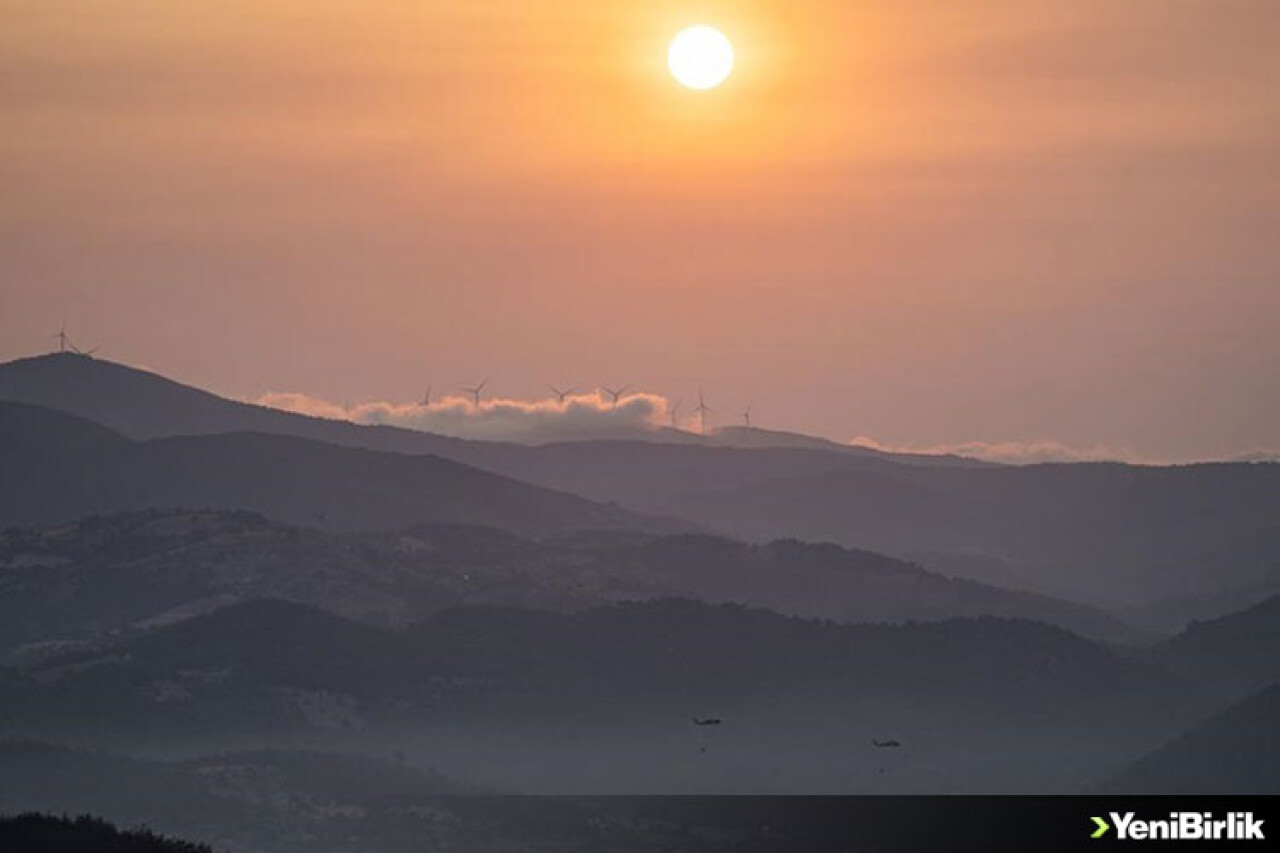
[0,400,680,538]
[5,589,1274,795]
[1151,593,1280,704]
[0,350,1276,799]
[1098,682,1280,794]
[0,509,1146,660]
[0,596,1205,793]
[3,353,1278,615]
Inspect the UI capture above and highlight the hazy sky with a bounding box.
[2,0,1277,460]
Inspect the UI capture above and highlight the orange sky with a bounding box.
[2,0,1277,459]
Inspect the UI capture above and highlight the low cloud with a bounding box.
[251,392,1266,464]
[254,390,675,444]
[1229,450,1280,464]
[849,436,1139,465]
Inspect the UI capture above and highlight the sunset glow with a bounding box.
[668,26,735,90]
[0,0,1278,827]
[0,1,1276,460]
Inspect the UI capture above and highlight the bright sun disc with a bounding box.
[668,26,734,90]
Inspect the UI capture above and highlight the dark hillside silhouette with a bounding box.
[0,814,210,853]
[1153,594,1280,703]
[0,353,964,467]
[0,598,1204,791]
[1097,682,1280,794]
[4,355,1278,612]
[655,462,1280,608]
[0,510,1145,657]
[0,401,683,537]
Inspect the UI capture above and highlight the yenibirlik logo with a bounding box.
[1090,812,1265,842]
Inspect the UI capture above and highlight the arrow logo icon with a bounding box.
[1091,816,1111,839]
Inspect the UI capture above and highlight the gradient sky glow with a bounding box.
[2,0,1277,460]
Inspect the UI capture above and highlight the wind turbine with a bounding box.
[52,322,70,353]
[694,390,714,434]
[461,379,488,408]
[548,385,575,404]
[602,385,629,408]
[669,397,684,429]
[742,404,753,428]
[421,384,432,406]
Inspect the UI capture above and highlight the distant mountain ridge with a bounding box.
[1096,682,1280,794]
[3,597,1202,792]
[0,353,973,464]
[5,353,1280,613]
[1088,595,1280,793]
[0,352,479,451]
[0,509,1148,657]
[707,424,984,466]
[0,400,682,538]
[652,460,1280,608]
[1152,594,1280,703]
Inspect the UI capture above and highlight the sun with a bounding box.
[668,26,734,91]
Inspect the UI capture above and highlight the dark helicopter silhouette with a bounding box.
[693,717,723,727]
[872,739,902,749]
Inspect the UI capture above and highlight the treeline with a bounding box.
[0,814,211,853]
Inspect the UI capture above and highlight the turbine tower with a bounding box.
[461,379,488,408]
[602,385,629,408]
[421,385,432,407]
[694,390,714,434]
[742,404,753,428]
[52,323,98,357]
[548,385,575,404]
[669,397,684,429]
